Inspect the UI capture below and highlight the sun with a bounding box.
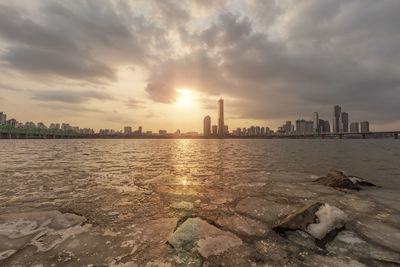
[176,89,192,105]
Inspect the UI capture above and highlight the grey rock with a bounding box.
[168,217,242,258]
[314,169,375,190]
[272,202,323,234]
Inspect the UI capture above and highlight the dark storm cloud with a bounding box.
[0,1,166,82]
[144,1,400,125]
[2,46,116,82]
[32,89,113,103]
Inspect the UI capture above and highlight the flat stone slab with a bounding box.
[168,217,242,258]
[235,197,297,224]
[216,214,270,237]
[170,201,193,210]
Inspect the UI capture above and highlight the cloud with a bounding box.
[0,1,167,82]
[1,0,400,129]
[145,50,229,103]
[32,89,113,103]
[125,98,146,109]
[144,2,400,125]
[0,82,25,92]
[41,103,104,113]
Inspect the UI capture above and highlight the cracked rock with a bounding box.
[168,217,242,258]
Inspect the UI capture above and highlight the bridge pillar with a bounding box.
[394,133,398,139]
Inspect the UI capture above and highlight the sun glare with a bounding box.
[176,89,191,105]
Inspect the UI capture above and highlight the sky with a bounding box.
[1,0,400,132]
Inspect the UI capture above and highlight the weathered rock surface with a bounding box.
[272,202,323,234]
[273,202,347,240]
[314,169,376,190]
[235,197,297,224]
[170,201,193,210]
[354,219,400,253]
[216,214,270,237]
[168,217,242,258]
[326,231,400,265]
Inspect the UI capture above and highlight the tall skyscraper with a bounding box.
[323,121,331,133]
[313,112,319,132]
[341,112,349,132]
[350,122,359,133]
[217,98,224,137]
[285,121,292,133]
[212,125,218,135]
[203,115,211,137]
[333,105,341,133]
[360,121,370,133]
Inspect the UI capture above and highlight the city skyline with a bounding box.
[0,1,400,132]
[0,101,372,136]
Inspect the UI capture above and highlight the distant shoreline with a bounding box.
[0,132,399,140]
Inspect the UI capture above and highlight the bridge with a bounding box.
[269,131,400,139]
[0,125,83,139]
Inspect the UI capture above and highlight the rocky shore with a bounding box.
[1,169,399,266]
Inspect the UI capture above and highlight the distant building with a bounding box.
[159,130,167,135]
[203,115,211,137]
[175,129,181,136]
[242,128,247,136]
[217,98,224,137]
[212,125,218,135]
[61,123,71,132]
[296,120,313,134]
[323,120,331,133]
[25,121,36,129]
[341,112,349,132]
[249,126,256,136]
[333,105,341,133]
[0,112,6,124]
[138,126,142,135]
[37,122,47,130]
[360,121,370,133]
[255,126,260,135]
[350,122,359,133]
[124,126,132,135]
[146,131,153,136]
[261,127,265,135]
[305,121,313,133]
[223,125,229,135]
[285,121,292,134]
[313,112,319,132]
[296,120,306,134]
[6,118,17,127]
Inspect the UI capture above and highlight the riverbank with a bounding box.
[1,170,399,266]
